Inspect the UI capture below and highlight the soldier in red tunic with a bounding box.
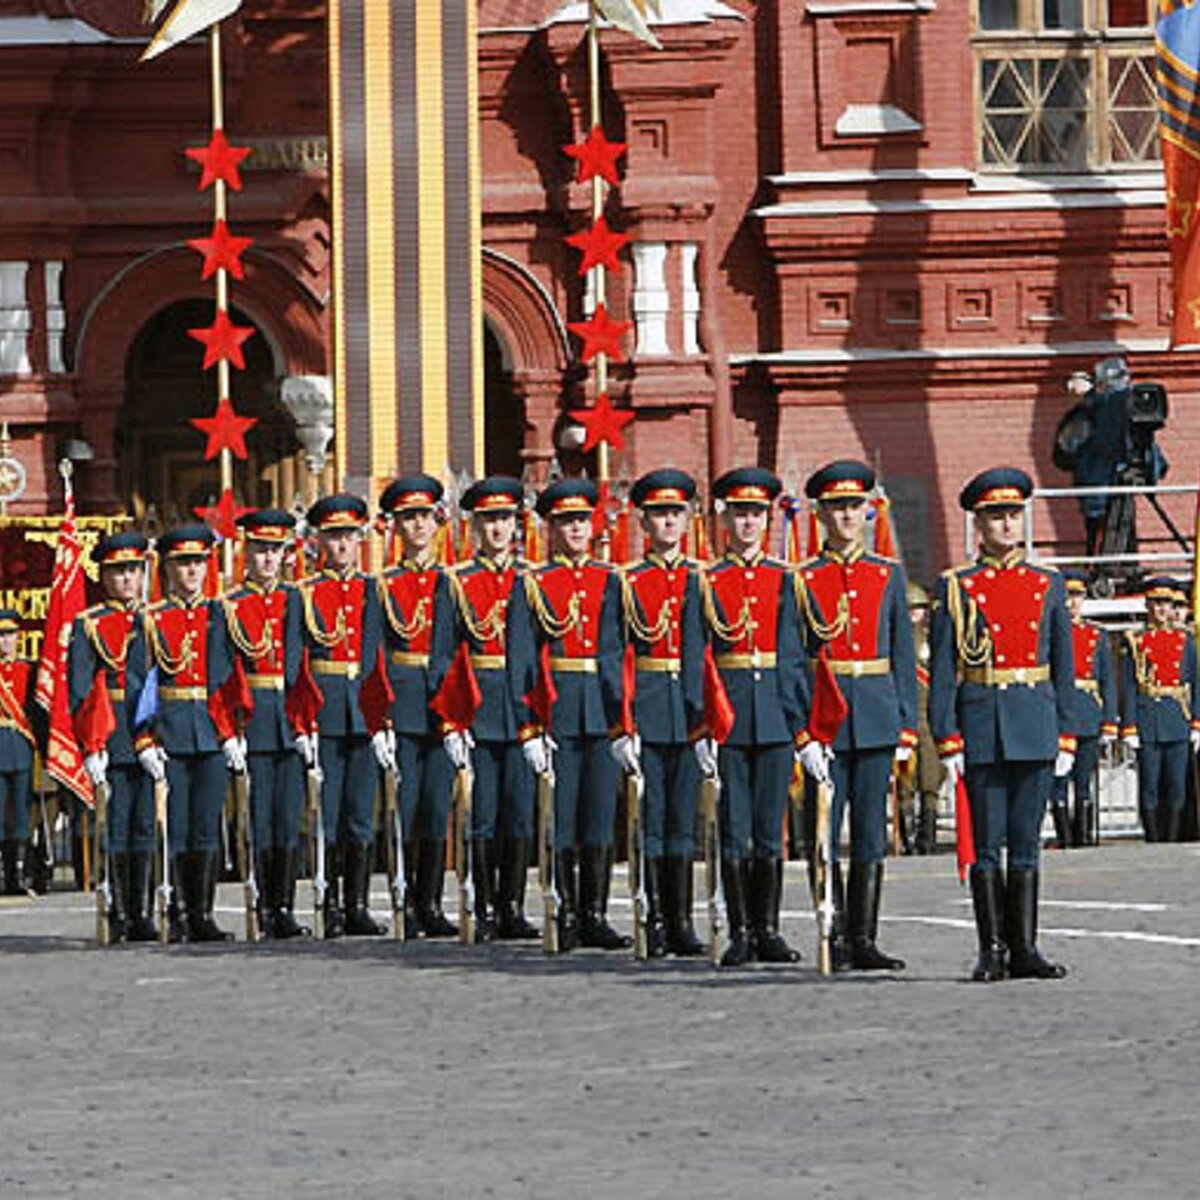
[0,609,35,897]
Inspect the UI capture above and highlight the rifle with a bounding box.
[536,760,558,954]
[232,768,259,943]
[626,769,647,961]
[306,761,326,941]
[93,779,112,947]
[453,765,475,945]
[812,775,836,976]
[382,763,405,942]
[697,772,726,967]
[153,775,171,946]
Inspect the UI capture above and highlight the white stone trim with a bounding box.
[834,103,922,137]
[767,167,973,186]
[807,1,935,12]
[730,338,1171,366]
[0,17,125,46]
[754,189,1165,218]
[631,242,670,357]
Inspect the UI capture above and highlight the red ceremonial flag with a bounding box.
[523,642,559,729]
[431,642,483,733]
[357,647,395,735]
[955,772,977,884]
[208,655,253,742]
[702,645,735,745]
[285,649,325,734]
[807,649,849,746]
[73,673,117,755]
[36,482,91,804]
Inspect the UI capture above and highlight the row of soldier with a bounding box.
[2,458,1192,979]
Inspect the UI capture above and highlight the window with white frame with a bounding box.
[975,0,1158,171]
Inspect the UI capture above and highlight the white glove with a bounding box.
[1191,729,1200,754]
[894,744,914,764]
[221,737,247,774]
[443,729,475,772]
[1122,732,1140,754]
[522,734,554,777]
[797,741,833,786]
[295,731,319,767]
[83,751,109,787]
[1099,731,1116,748]
[137,745,167,783]
[1054,749,1075,779]
[371,728,397,771]
[609,732,642,777]
[941,751,965,780]
[693,736,719,779]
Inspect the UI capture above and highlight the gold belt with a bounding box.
[636,656,681,673]
[159,686,207,702]
[107,687,125,701]
[1142,683,1188,701]
[310,660,360,679]
[715,652,777,670]
[389,651,429,668]
[1075,679,1100,696]
[826,657,890,678]
[469,653,506,670]
[247,674,285,691]
[963,665,1050,687]
[549,657,597,674]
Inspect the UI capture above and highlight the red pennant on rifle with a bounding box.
[620,642,636,736]
[357,647,395,736]
[807,649,849,746]
[73,672,117,756]
[702,645,735,745]
[431,642,483,733]
[285,649,325,734]
[208,655,253,742]
[523,642,559,729]
[955,772,976,884]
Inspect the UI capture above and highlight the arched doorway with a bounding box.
[483,319,526,478]
[119,298,305,526]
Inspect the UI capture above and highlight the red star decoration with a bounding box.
[189,398,258,461]
[185,129,252,192]
[567,302,631,364]
[187,220,253,281]
[194,488,251,540]
[188,310,255,371]
[563,125,627,186]
[565,217,630,277]
[569,392,635,453]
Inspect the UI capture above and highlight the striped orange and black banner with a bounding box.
[329,0,483,492]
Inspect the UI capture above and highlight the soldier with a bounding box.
[795,460,916,971]
[898,581,943,857]
[507,477,629,952]
[127,525,236,942]
[1120,576,1200,843]
[0,608,35,896]
[445,476,538,942]
[1051,571,1117,848]
[621,469,706,957]
[929,467,1075,982]
[698,468,808,967]
[377,475,456,938]
[223,509,307,937]
[295,493,383,938]
[69,531,153,940]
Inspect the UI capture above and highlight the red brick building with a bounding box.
[0,0,1190,581]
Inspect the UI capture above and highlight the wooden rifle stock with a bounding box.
[454,767,474,945]
[93,780,111,947]
[382,765,405,942]
[536,768,558,954]
[698,773,725,967]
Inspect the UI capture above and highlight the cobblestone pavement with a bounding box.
[0,842,1196,1199]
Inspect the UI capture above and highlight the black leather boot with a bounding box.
[271,848,310,938]
[829,862,851,972]
[1051,796,1072,850]
[970,866,1006,982]
[107,853,130,944]
[664,855,705,957]
[718,858,752,967]
[1074,800,1096,848]
[916,803,938,855]
[188,852,233,942]
[1161,807,1182,844]
[252,849,270,938]
[416,839,458,938]
[579,846,631,950]
[323,845,345,939]
[555,849,578,951]
[402,841,419,939]
[1141,806,1159,843]
[496,837,539,940]
[127,850,158,942]
[642,856,667,958]
[1007,867,1066,979]
[472,839,496,944]
[848,861,904,970]
[751,856,800,963]
[1,840,20,895]
[168,853,189,943]
[344,840,387,935]
[898,807,915,856]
